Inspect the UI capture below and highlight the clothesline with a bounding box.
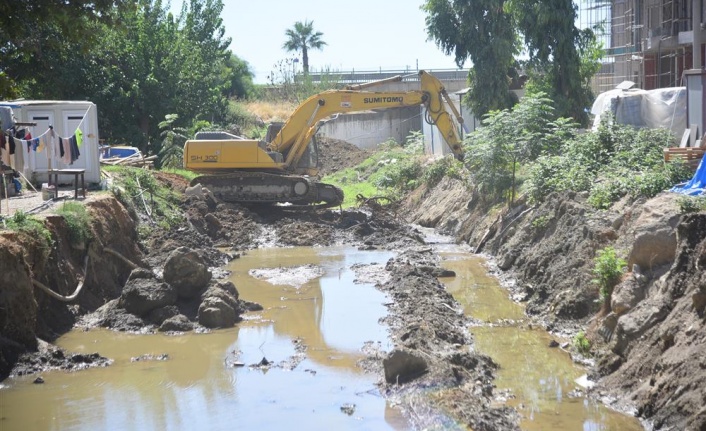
[0,105,91,166]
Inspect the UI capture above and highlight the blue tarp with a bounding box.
[670,156,706,196]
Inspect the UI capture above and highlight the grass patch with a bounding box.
[107,167,184,231]
[55,201,92,245]
[3,210,53,259]
[161,167,199,182]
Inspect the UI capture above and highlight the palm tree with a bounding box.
[282,20,326,74]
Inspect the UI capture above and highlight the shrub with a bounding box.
[592,246,627,300]
[573,331,591,355]
[422,156,464,187]
[56,201,92,245]
[527,120,692,208]
[531,214,552,230]
[676,195,706,214]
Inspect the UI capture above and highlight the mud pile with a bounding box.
[379,248,518,430]
[316,136,372,177]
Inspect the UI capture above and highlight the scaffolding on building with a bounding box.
[579,0,703,94]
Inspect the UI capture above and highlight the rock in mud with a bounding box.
[626,194,681,269]
[610,276,645,315]
[198,297,237,328]
[119,277,177,317]
[159,314,193,332]
[146,305,180,325]
[163,247,212,299]
[94,299,147,331]
[383,348,428,384]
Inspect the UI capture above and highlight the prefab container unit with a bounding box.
[5,100,100,184]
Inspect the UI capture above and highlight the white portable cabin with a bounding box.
[5,100,101,184]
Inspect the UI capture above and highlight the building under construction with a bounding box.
[579,0,705,92]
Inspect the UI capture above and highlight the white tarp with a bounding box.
[591,87,686,138]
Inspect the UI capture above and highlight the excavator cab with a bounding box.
[265,122,319,174]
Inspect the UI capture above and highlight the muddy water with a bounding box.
[0,246,407,431]
[439,250,644,431]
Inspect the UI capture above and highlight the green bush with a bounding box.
[372,158,423,191]
[531,214,552,230]
[573,331,591,355]
[676,195,706,214]
[527,119,692,208]
[592,246,627,300]
[56,201,92,245]
[422,156,464,187]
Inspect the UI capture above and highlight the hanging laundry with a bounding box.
[62,137,72,164]
[37,134,46,152]
[75,128,83,147]
[69,135,80,164]
[13,137,23,155]
[0,133,5,150]
[31,138,39,152]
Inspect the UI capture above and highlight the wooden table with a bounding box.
[47,169,86,199]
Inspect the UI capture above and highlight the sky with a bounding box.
[177,0,469,83]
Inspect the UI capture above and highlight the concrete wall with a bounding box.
[318,107,421,150]
[316,76,473,153]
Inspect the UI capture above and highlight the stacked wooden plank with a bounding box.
[100,153,157,168]
[664,147,705,170]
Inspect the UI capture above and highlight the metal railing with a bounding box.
[305,68,467,84]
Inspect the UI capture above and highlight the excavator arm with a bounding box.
[268,70,465,170]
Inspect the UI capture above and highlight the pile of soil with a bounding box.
[316,136,372,177]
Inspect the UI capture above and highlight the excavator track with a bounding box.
[189,171,344,209]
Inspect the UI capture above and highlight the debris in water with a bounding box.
[340,403,356,415]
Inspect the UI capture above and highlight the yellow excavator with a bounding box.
[183,70,466,208]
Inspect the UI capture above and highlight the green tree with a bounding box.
[223,53,255,99]
[423,0,518,118]
[423,0,601,126]
[464,92,570,204]
[509,0,602,125]
[0,0,127,99]
[2,0,249,155]
[282,20,327,74]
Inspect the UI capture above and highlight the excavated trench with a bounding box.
[1,236,644,430]
[438,250,643,430]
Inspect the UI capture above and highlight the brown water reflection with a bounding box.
[0,246,405,431]
[440,252,644,431]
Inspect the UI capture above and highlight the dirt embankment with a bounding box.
[0,195,141,378]
[405,177,706,430]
